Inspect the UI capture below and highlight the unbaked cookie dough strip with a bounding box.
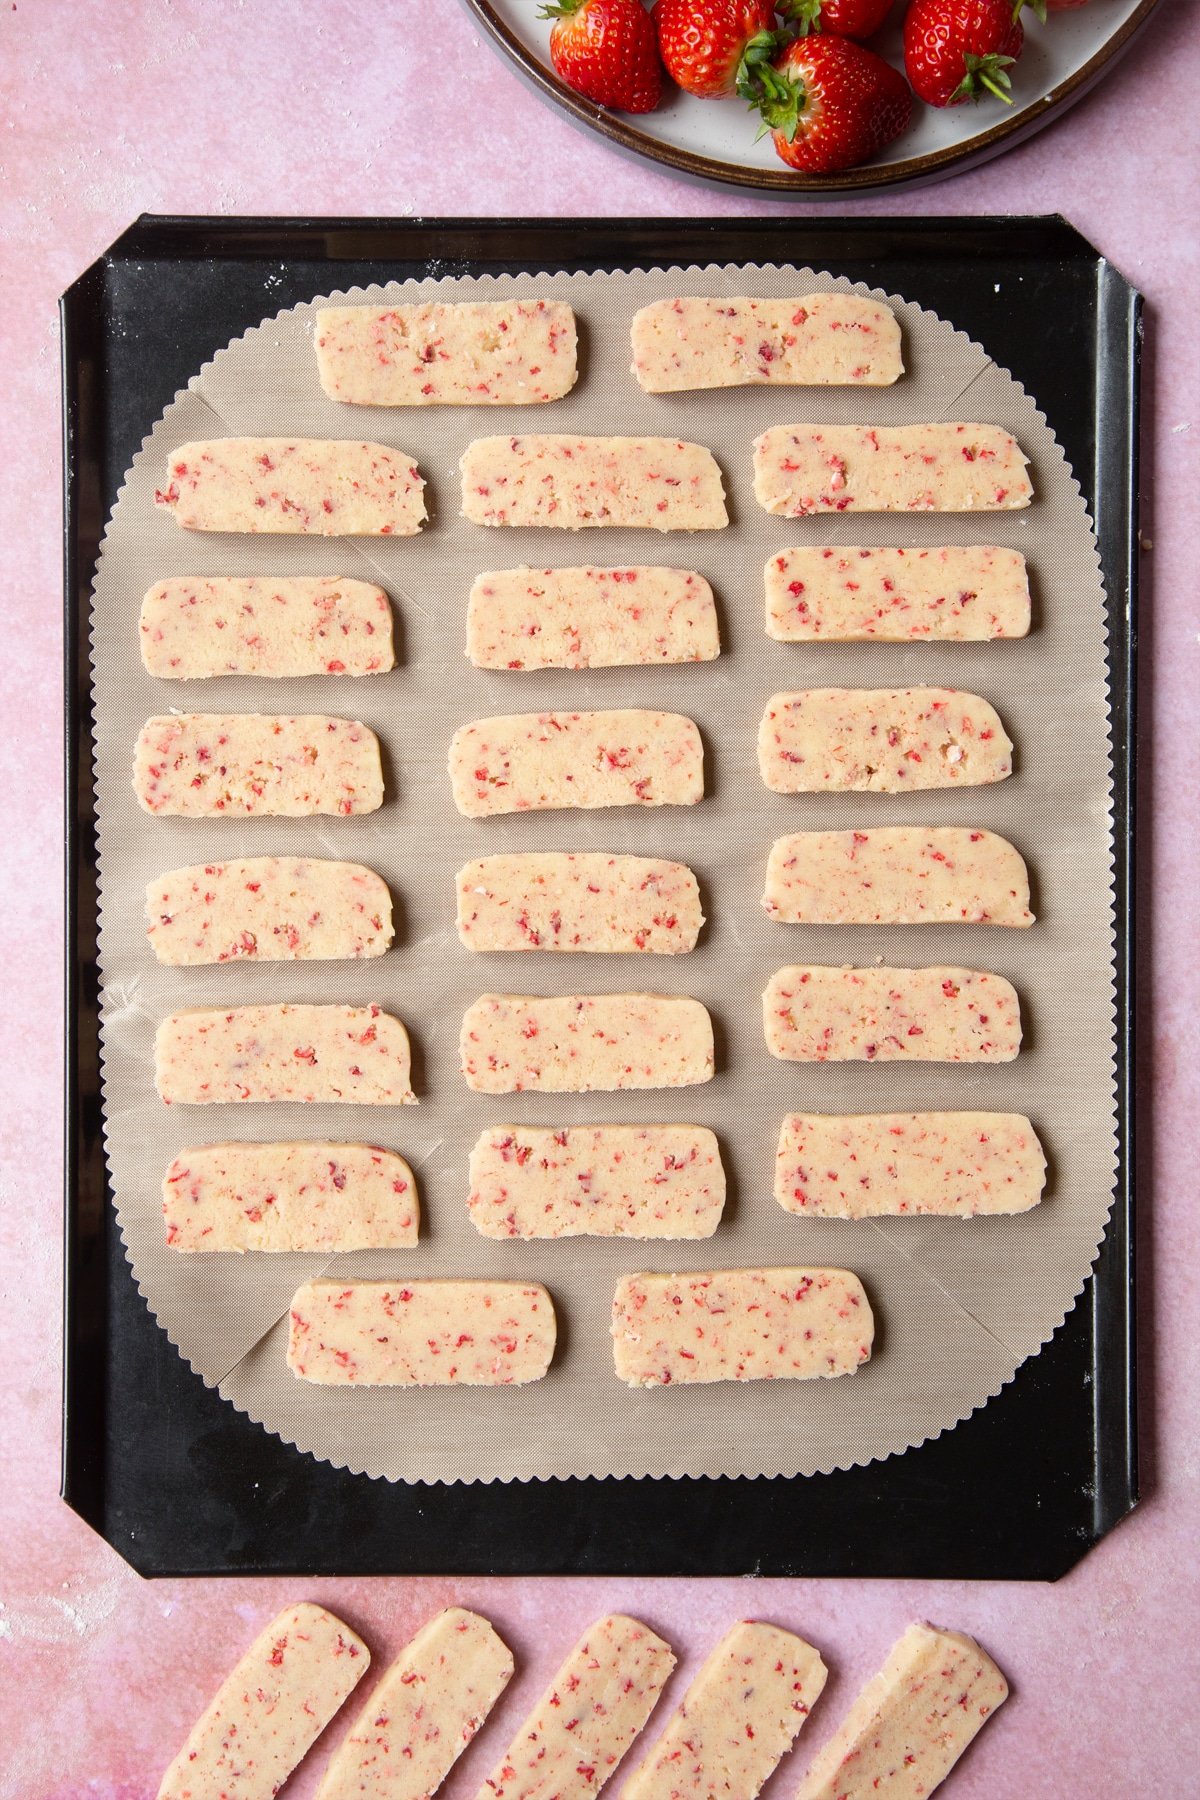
[461,435,728,531]
[474,1613,675,1800]
[315,1607,515,1800]
[612,1268,873,1387]
[156,439,426,534]
[468,1124,725,1240]
[632,293,902,392]
[133,714,384,817]
[156,1601,369,1800]
[461,993,714,1094]
[622,1620,828,1800]
[757,689,1012,794]
[763,829,1033,926]
[139,576,395,678]
[466,566,720,669]
[147,856,394,965]
[155,1003,416,1104]
[163,1141,419,1251]
[753,424,1032,516]
[456,854,703,955]
[287,1279,555,1386]
[450,711,703,817]
[794,1623,1008,1800]
[764,966,1021,1063]
[774,1112,1046,1219]
[315,300,577,405]
[764,546,1031,642]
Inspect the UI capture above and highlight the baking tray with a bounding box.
[63,214,1138,1578]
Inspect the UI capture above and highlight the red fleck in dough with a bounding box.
[794,1623,1008,1800]
[460,993,714,1094]
[460,435,727,531]
[315,300,577,406]
[753,424,1031,516]
[774,1112,1047,1219]
[466,565,720,669]
[147,856,394,964]
[622,1620,828,1800]
[757,689,1012,794]
[764,545,1030,642]
[763,828,1032,926]
[139,576,395,677]
[155,438,426,535]
[468,1124,725,1240]
[133,713,384,817]
[315,1607,514,1800]
[632,293,902,392]
[450,711,703,817]
[612,1268,873,1387]
[475,1613,675,1800]
[156,1601,369,1800]
[286,1278,555,1387]
[456,853,703,955]
[155,1003,416,1105]
[163,1141,419,1252]
[763,966,1022,1064]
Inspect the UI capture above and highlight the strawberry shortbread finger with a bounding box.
[774,1112,1046,1219]
[763,828,1032,926]
[753,424,1032,515]
[460,435,727,530]
[632,293,902,391]
[156,438,426,534]
[460,993,714,1093]
[466,565,720,669]
[133,714,384,817]
[155,1003,416,1104]
[450,711,703,817]
[139,575,395,678]
[763,966,1022,1063]
[315,299,577,405]
[163,1140,419,1252]
[287,1279,555,1387]
[757,689,1012,794]
[764,545,1031,641]
[468,1124,725,1240]
[456,853,703,954]
[147,856,394,964]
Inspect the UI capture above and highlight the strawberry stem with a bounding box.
[776,0,824,33]
[950,51,1016,105]
[735,28,795,105]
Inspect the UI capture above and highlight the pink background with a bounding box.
[2,2,1198,1794]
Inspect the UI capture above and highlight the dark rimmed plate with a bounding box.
[63,213,1138,1578]
[465,0,1162,196]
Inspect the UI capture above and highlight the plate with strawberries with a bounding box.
[466,0,1160,191]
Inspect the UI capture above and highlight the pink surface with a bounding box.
[1,2,1198,1794]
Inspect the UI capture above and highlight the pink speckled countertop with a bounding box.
[1,3,1198,1795]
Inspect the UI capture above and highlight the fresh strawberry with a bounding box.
[751,34,913,173]
[903,0,1023,107]
[780,0,895,42]
[656,0,789,100]
[541,0,663,113]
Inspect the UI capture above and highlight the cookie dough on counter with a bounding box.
[622,1620,827,1800]
[474,1613,675,1800]
[794,1623,1008,1800]
[315,1606,514,1800]
[157,1602,369,1800]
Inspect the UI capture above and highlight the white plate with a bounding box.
[466,0,1160,194]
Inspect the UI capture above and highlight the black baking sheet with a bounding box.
[63,214,1138,1578]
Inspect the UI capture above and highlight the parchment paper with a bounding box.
[91,260,1116,1482]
